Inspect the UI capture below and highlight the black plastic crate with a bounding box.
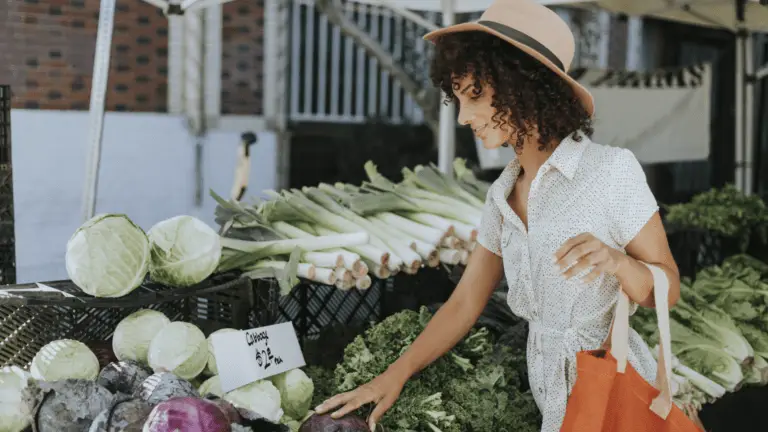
[0,84,14,285]
[667,229,751,278]
[382,267,457,318]
[277,278,385,341]
[0,272,278,368]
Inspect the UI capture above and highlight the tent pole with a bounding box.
[744,32,755,195]
[735,31,745,192]
[437,0,456,174]
[81,0,117,222]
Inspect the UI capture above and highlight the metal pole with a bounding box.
[735,33,745,191]
[168,1,185,114]
[81,0,117,222]
[437,0,455,174]
[744,32,755,194]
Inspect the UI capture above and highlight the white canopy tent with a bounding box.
[82,0,767,221]
[82,0,239,222]
[81,0,484,222]
[541,0,768,194]
[347,0,768,193]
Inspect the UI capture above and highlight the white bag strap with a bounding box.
[611,263,673,420]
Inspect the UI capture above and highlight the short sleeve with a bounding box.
[476,188,503,256]
[608,149,659,248]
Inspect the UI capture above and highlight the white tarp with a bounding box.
[475,63,713,168]
[343,0,491,13]
[587,0,768,32]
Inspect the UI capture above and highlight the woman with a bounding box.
[316,1,681,430]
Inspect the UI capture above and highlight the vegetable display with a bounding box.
[30,339,100,382]
[307,306,542,432]
[65,214,151,298]
[0,366,33,432]
[12,158,768,432]
[60,159,488,299]
[631,254,768,414]
[112,309,171,364]
[88,396,152,432]
[64,215,222,298]
[147,321,209,380]
[214,159,488,294]
[147,215,223,287]
[664,185,768,251]
[2,309,316,432]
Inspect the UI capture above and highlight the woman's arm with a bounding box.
[562,148,680,308]
[389,245,504,379]
[615,213,680,308]
[555,213,680,309]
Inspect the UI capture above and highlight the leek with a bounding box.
[407,213,477,242]
[364,217,423,272]
[218,232,368,271]
[272,221,377,272]
[251,260,316,281]
[453,158,491,200]
[438,249,462,265]
[356,275,372,290]
[374,212,445,245]
[313,225,392,268]
[303,188,413,268]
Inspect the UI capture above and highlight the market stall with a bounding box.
[548,0,768,193]
[3,152,768,430]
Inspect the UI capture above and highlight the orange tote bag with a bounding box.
[560,263,702,432]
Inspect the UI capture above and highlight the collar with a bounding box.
[546,131,590,180]
[490,131,590,230]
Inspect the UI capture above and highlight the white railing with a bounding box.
[288,0,451,124]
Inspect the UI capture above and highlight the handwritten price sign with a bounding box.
[211,322,306,393]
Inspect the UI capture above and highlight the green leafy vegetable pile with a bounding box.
[664,185,768,251]
[631,254,768,413]
[309,306,540,432]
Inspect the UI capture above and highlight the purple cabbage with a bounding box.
[142,397,231,432]
[28,380,114,432]
[88,396,152,432]
[203,395,242,424]
[136,372,199,405]
[96,361,152,395]
[299,413,370,432]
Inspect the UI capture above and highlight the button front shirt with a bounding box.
[476,132,660,432]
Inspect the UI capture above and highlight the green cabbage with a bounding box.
[30,339,100,382]
[224,380,283,423]
[199,375,224,398]
[148,215,222,286]
[205,328,239,375]
[65,214,150,297]
[112,309,171,365]
[270,368,314,420]
[147,322,208,379]
[0,366,33,432]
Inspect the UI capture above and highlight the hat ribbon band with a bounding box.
[478,20,565,71]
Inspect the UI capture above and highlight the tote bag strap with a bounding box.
[610,262,674,420]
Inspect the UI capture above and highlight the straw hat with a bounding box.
[423,0,595,116]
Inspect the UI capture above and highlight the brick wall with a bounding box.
[221,0,264,115]
[0,0,266,115]
[0,0,169,111]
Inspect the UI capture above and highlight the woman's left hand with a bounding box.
[554,233,626,283]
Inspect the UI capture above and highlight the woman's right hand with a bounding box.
[314,367,409,431]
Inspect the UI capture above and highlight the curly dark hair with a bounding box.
[429,31,594,152]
